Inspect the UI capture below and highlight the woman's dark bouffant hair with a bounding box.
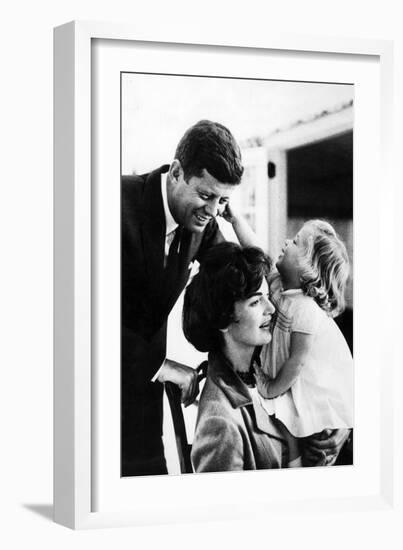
[182,242,271,353]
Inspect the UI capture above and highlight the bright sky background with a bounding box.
[121,73,353,175]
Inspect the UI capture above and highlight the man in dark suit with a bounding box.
[121,120,244,476]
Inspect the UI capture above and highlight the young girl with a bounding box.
[229,215,353,465]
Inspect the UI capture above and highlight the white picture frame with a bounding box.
[54,20,395,529]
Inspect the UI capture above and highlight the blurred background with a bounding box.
[122,73,354,472]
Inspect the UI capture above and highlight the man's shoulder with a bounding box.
[122,165,169,194]
[121,165,169,219]
[122,173,144,186]
[121,174,146,222]
[121,173,147,209]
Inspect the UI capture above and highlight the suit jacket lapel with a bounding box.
[138,165,209,317]
[139,166,196,315]
[163,229,197,314]
[140,167,167,293]
[251,391,287,440]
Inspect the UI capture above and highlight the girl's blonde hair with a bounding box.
[298,220,350,318]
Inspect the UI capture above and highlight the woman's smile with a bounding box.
[259,317,272,330]
[224,279,275,349]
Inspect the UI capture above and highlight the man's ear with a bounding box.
[169,159,182,184]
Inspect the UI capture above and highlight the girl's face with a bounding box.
[223,278,275,350]
[276,226,311,283]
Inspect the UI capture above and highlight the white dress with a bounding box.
[258,274,353,438]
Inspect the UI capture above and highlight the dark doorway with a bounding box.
[286,130,353,352]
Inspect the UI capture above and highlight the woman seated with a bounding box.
[182,242,349,472]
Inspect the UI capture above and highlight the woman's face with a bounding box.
[224,278,275,349]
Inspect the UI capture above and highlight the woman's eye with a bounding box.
[199,194,209,200]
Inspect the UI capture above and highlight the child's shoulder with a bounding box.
[291,294,326,333]
[294,292,324,314]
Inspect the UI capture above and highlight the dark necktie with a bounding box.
[166,227,182,268]
[162,227,183,309]
[164,227,183,288]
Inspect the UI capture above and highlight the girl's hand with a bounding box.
[222,207,261,248]
[220,203,239,224]
[253,363,271,398]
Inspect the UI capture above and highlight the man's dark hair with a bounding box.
[174,120,244,184]
[183,242,271,352]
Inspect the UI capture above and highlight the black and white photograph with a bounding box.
[3,0,399,543]
[120,72,354,477]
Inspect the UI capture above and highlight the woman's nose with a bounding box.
[264,298,275,314]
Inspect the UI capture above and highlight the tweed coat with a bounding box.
[191,351,290,472]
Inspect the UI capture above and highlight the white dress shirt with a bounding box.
[161,172,178,262]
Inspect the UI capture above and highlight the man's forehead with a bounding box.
[194,173,236,197]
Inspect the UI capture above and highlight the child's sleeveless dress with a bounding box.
[258,273,353,437]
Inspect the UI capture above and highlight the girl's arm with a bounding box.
[221,204,261,248]
[255,332,313,399]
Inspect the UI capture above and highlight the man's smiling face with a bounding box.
[168,161,236,234]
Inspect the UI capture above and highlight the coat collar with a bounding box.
[208,351,253,409]
[208,350,285,438]
[142,165,170,229]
